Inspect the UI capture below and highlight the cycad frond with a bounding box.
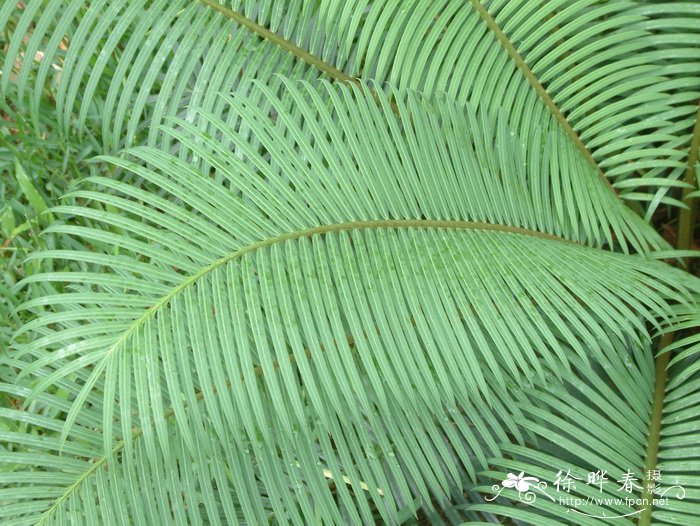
[3,1,698,213]
[469,328,700,526]
[4,81,698,525]
[0,0,317,152]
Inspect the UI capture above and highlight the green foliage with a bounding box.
[0,1,699,525]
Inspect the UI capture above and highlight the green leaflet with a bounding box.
[13,160,54,227]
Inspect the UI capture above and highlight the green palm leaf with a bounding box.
[3,1,700,524]
[3,81,698,525]
[3,1,698,214]
[0,0,318,153]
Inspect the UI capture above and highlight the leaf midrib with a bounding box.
[94,219,572,367]
[89,218,572,366]
[467,0,613,192]
[42,219,572,524]
[198,0,354,83]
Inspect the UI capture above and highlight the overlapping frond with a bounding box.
[204,0,700,212]
[3,1,698,215]
[0,0,318,153]
[469,326,700,526]
[2,2,699,523]
[480,1,700,215]
[3,81,698,524]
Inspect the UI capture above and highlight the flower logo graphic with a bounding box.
[485,471,552,503]
[502,472,539,493]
